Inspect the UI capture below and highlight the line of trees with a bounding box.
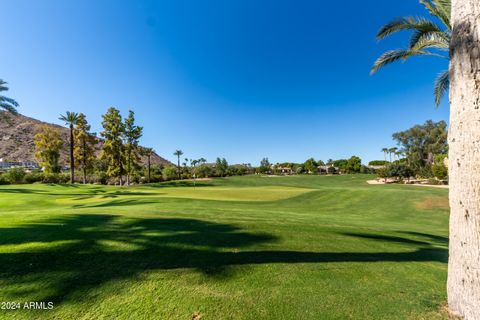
[158,155,254,181]
[258,155,372,175]
[1,108,148,186]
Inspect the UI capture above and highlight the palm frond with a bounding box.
[409,29,450,50]
[434,69,449,107]
[376,16,442,40]
[59,111,79,124]
[0,80,8,92]
[371,49,420,74]
[0,102,19,114]
[420,0,451,31]
[410,32,450,54]
[0,96,19,107]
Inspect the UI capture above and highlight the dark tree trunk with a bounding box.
[119,155,124,186]
[82,138,87,184]
[177,156,181,179]
[69,124,75,183]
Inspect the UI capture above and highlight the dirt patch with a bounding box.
[415,197,449,210]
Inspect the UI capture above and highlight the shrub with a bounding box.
[24,172,44,184]
[0,174,10,185]
[42,173,69,184]
[194,164,213,178]
[5,167,26,184]
[162,166,178,181]
[376,167,389,181]
[432,162,448,180]
[427,178,443,185]
[387,163,415,181]
[360,165,373,174]
[368,160,388,166]
[417,165,433,179]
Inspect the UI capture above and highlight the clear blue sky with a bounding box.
[1,0,449,165]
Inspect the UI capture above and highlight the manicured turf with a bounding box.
[0,175,449,319]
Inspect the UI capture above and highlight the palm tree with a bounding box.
[0,79,19,114]
[388,147,398,162]
[173,150,183,179]
[381,148,389,162]
[394,150,403,161]
[371,0,451,106]
[59,111,79,183]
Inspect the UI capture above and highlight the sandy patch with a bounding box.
[415,197,449,210]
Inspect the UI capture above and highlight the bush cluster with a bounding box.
[0,168,70,185]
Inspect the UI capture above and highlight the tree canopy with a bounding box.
[392,120,447,174]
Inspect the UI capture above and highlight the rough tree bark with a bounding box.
[448,1,480,319]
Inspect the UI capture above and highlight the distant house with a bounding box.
[0,159,40,170]
[277,167,292,174]
[326,166,339,174]
[317,166,327,174]
[367,165,385,171]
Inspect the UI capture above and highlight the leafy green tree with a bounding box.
[432,154,448,180]
[0,79,19,114]
[215,157,229,177]
[74,113,96,184]
[162,165,178,181]
[387,163,415,181]
[34,125,63,174]
[303,158,318,174]
[195,164,213,178]
[173,150,183,179]
[59,111,79,183]
[257,157,271,174]
[123,110,143,185]
[392,120,448,175]
[100,107,125,185]
[333,159,348,172]
[376,167,389,183]
[371,0,451,106]
[346,156,362,173]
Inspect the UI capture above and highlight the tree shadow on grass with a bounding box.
[0,187,161,200]
[147,180,215,188]
[71,198,165,209]
[0,215,447,306]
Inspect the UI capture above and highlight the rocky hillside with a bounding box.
[0,112,171,166]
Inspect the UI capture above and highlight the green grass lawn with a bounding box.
[0,175,449,319]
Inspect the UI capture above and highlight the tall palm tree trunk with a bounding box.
[177,156,181,179]
[448,1,480,318]
[69,124,74,183]
[82,138,87,184]
[147,154,151,183]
